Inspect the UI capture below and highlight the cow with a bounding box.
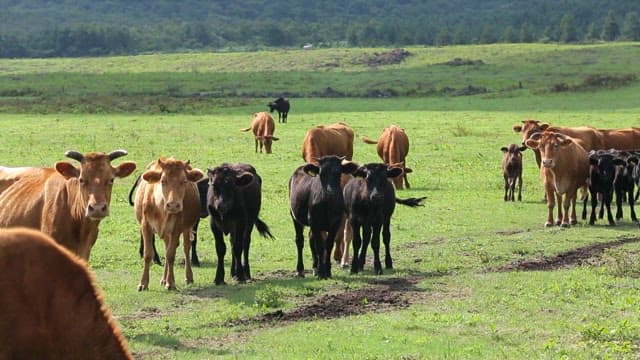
[343,163,425,275]
[583,150,617,225]
[289,155,358,279]
[129,175,208,267]
[0,227,132,359]
[525,132,589,227]
[0,150,136,260]
[500,144,526,201]
[612,151,638,223]
[134,157,204,291]
[206,163,274,285]
[362,125,413,190]
[241,112,279,154]
[301,122,355,269]
[267,97,290,123]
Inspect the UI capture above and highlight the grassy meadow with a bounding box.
[1,43,640,359]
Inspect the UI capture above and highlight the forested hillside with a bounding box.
[1,0,639,58]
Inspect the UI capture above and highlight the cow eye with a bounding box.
[108,178,115,185]
[79,178,86,185]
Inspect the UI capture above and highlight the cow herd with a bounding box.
[505,119,640,228]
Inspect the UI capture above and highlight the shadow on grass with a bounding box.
[130,333,231,358]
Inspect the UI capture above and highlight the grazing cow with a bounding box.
[289,155,358,279]
[343,163,425,275]
[241,112,279,154]
[0,150,136,260]
[500,144,526,201]
[267,97,290,123]
[206,163,274,285]
[0,227,132,359]
[134,157,204,291]
[301,122,355,269]
[362,125,413,190]
[525,132,589,227]
[583,150,617,225]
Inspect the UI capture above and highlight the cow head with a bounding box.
[525,132,573,169]
[55,149,136,220]
[501,144,527,166]
[207,164,254,215]
[588,150,616,184]
[142,158,204,214]
[303,156,358,197]
[513,120,550,145]
[354,163,402,204]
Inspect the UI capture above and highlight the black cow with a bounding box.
[500,144,526,201]
[267,97,290,123]
[207,163,274,285]
[129,175,208,266]
[289,155,358,279]
[583,150,616,225]
[343,163,425,275]
[613,151,638,223]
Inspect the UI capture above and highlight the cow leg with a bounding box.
[294,221,306,277]
[323,226,339,279]
[340,217,352,268]
[230,230,246,283]
[359,225,373,271]
[254,138,259,153]
[503,176,509,201]
[555,193,564,226]
[516,175,522,201]
[183,229,193,285]
[190,218,201,267]
[604,190,615,225]
[371,224,383,275]
[615,189,624,221]
[163,237,179,290]
[243,229,252,281]
[382,218,393,269]
[350,218,363,274]
[589,190,598,225]
[139,232,162,265]
[403,173,410,190]
[561,194,573,227]
[212,224,227,285]
[310,229,327,279]
[629,190,637,222]
[544,186,556,227]
[138,223,155,291]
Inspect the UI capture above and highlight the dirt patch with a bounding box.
[438,58,485,66]
[358,48,411,67]
[492,237,640,272]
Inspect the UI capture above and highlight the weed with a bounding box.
[254,286,286,309]
[601,248,640,278]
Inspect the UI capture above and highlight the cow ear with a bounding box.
[114,161,136,178]
[518,146,527,152]
[540,124,550,131]
[55,162,80,179]
[613,158,626,166]
[404,167,413,174]
[303,163,319,177]
[272,136,279,141]
[235,172,254,187]
[559,138,573,146]
[512,125,522,133]
[387,167,403,178]
[525,139,539,149]
[501,147,508,153]
[142,170,162,183]
[341,161,359,174]
[187,169,204,183]
[628,156,639,165]
[353,166,367,178]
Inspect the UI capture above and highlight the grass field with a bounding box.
[1,43,640,359]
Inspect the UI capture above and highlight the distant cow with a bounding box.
[343,163,425,275]
[267,97,290,123]
[0,150,136,260]
[206,163,274,285]
[134,157,204,291]
[500,144,526,201]
[525,132,589,227]
[289,155,358,279]
[362,125,413,189]
[0,227,132,359]
[241,112,279,154]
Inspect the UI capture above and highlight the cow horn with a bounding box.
[64,150,84,162]
[108,149,128,161]
[528,132,542,140]
[554,132,568,140]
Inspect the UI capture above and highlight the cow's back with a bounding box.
[551,126,604,151]
[377,125,409,165]
[0,227,132,359]
[302,123,354,162]
[252,112,275,137]
[599,128,640,150]
[289,165,312,225]
[0,168,57,230]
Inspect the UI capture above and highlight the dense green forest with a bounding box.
[1,0,639,58]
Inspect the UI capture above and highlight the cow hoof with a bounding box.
[185,279,194,285]
[544,222,554,227]
[560,223,570,228]
[570,219,577,225]
[215,280,226,286]
[137,284,148,291]
[296,271,305,278]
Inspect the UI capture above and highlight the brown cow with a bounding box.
[362,125,413,190]
[525,132,589,227]
[0,150,136,260]
[501,144,526,201]
[134,157,204,291]
[0,227,132,359]
[301,122,355,268]
[241,112,279,154]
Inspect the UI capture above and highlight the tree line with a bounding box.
[0,7,639,58]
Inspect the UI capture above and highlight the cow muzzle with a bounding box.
[542,159,554,168]
[86,203,109,219]
[165,201,183,213]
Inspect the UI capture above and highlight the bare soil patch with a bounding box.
[492,237,640,272]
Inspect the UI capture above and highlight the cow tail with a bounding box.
[255,218,275,240]
[361,136,378,144]
[395,196,426,207]
[240,127,251,132]
[128,174,142,206]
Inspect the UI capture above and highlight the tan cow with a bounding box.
[0,227,132,359]
[362,125,413,190]
[301,122,355,268]
[241,112,279,154]
[134,157,204,291]
[525,132,589,227]
[0,150,136,260]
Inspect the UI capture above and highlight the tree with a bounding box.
[585,22,599,42]
[501,26,517,43]
[519,22,535,43]
[434,28,451,46]
[559,14,577,43]
[622,11,640,41]
[601,10,620,41]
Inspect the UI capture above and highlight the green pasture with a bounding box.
[1,43,640,359]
